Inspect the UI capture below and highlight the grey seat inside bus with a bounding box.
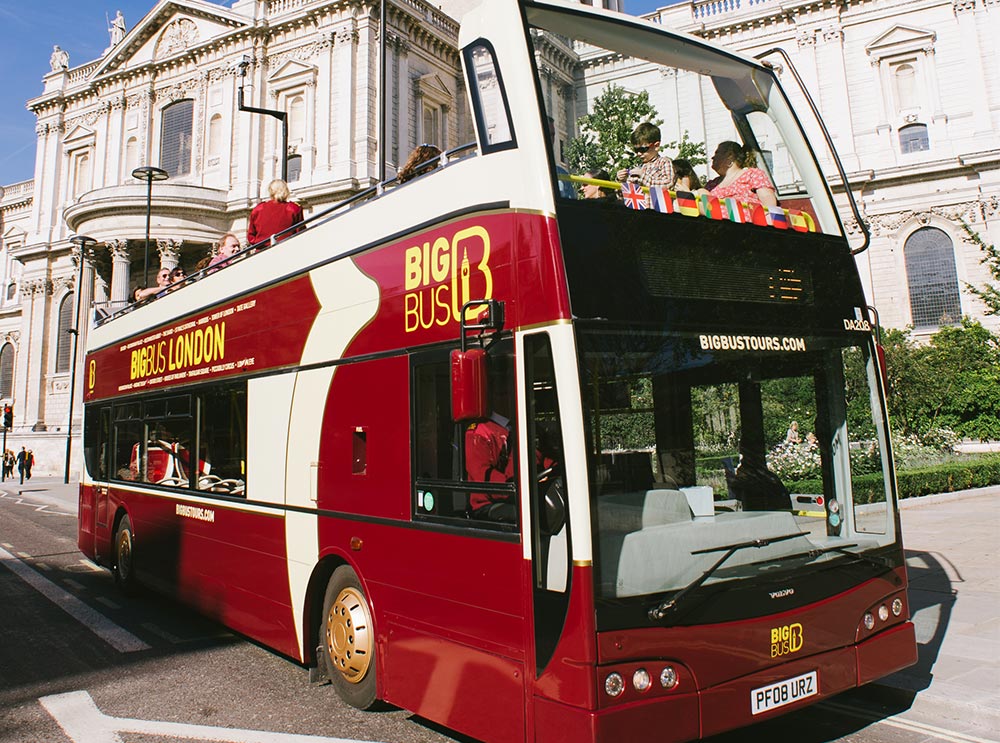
[597,489,692,532]
[600,511,806,598]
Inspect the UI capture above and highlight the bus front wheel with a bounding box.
[321,566,378,709]
[113,514,137,594]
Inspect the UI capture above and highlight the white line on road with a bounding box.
[820,699,998,743]
[0,546,149,653]
[40,690,387,743]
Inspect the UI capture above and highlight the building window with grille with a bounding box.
[55,293,74,374]
[160,99,194,177]
[0,343,13,399]
[899,123,929,154]
[905,227,961,329]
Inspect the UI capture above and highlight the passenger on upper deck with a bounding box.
[700,141,778,209]
[396,144,442,183]
[247,179,304,248]
[616,122,675,197]
[580,169,618,202]
[207,233,242,273]
[671,158,702,192]
[134,267,172,301]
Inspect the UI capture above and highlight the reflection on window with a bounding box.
[899,123,929,154]
[55,293,74,373]
[905,226,960,328]
[0,343,13,398]
[160,99,194,176]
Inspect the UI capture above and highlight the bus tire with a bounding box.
[113,514,137,595]
[320,565,378,709]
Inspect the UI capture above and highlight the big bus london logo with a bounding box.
[770,622,804,657]
[403,225,493,333]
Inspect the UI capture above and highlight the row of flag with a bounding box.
[620,181,816,233]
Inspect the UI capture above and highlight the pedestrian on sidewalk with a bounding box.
[16,446,26,484]
[1,449,11,481]
[25,450,34,480]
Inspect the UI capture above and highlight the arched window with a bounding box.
[905,227,961,329]
[894,63,917,110]
[208,113,223,158]
[288,96,305,143]
[160,99,194,176]
[899,124,929,154]
[0,343,13,399]
[55,293,75,374]
[125,136,139,176]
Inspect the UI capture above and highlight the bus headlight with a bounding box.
[891,597,903,616]
[605,672,625,697]
[660,665,678,689]
[632,668,651,692]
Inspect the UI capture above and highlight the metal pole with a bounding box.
[65,235,96,484]
[237,58,289,183]
[131,166,168,289]
[378,0,387,183]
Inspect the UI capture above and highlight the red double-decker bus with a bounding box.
[79,0,916,740]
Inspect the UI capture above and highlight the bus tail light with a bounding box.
[632,668,651,692]
[604,672,625,697]
[659,665,678,689]
[858,592,907,639]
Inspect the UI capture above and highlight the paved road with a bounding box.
[0,477,996,743]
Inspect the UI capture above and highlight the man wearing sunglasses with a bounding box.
[615,122,675,202]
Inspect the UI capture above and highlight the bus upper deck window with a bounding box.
[463,40,515,152]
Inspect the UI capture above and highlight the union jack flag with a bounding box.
[621,181,647,210]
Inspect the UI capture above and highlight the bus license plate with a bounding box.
[750,671,817,715]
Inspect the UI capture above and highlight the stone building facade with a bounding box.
[0,0,997,474]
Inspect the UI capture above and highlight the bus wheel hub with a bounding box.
[325,586,372,683]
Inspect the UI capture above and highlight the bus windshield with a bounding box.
[526,2,841,236]
[578,324,897,613]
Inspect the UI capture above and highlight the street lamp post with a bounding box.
[65,234,97,484]
[131,166,168,288]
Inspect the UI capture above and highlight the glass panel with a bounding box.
[905,227,960,328]
[466,42,513,148]
[579,326,896,601]
[196,385,247,496]
[526,5,840,236]
[160,99,193,177]
[0,343,13,398]
[56,293,74,373]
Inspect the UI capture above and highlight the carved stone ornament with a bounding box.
[2,330,21,347]
[107,239,131,260]
[155,18,199,60]
[865,200,985,237]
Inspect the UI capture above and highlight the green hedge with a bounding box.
[787,454,1000,503]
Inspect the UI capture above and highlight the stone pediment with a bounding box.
[63,124,96,148]
[267,60,318,87]
[417,73,453,105]
[92,0,250,77]
[866,25,936,61]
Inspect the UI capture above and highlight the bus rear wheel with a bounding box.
[113,514,137,594]
[321,565,378,709]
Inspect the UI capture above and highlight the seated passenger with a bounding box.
[671,158,702,192]
[580,169,619,202]
[207,232,241,272]
[397,144,442,183]
[134,267,172,301]
[700,141,777,209]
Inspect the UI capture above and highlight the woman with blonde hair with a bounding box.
[247,178,304,247]
[396,144,442,183]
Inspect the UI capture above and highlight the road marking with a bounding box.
[96,596,120,610]
[40,690,385,743]
[78,559,105,572]
[820,699,998,743]
[63,578,86,591]
[0,546,149,653]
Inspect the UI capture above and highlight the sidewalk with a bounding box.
[6,478,998,736]
[874,486,1000,736]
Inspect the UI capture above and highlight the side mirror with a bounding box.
[451,348,488,422]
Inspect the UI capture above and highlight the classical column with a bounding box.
[72,243,96,369]
[20,280,53,431]
[108,238,131,305]
[156,238,182,271]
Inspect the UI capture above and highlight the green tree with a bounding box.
[960,221,1000,316]
[564,84,662,177]
[664,130,707,168]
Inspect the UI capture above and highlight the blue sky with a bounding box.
[0,0,670,186]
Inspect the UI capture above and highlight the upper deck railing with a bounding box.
[94,142,478,328]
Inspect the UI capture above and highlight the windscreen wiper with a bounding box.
[648,532,805,622]
[795,543,894,570]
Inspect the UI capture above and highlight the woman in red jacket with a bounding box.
[247,179,304,247]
